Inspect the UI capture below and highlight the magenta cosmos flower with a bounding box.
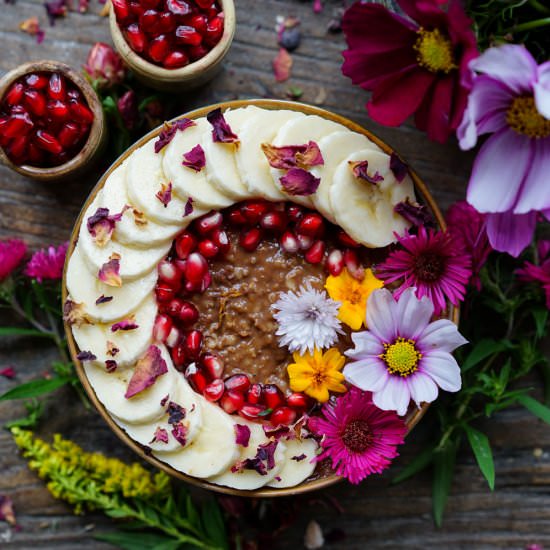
[344,287,467,416]
[516,240,550,309]
[24,242,68,282]
[308,388,407,484]
[376,226,471,315]
[458,45,550,257]
[0,239,27,281]
[341,0,478,143]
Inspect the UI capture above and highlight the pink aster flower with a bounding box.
[341,0,478,143]
[0,239,27,281]
[458,45,550,257]
[446,201,492,290]
[24,242,68,283]
[376,226,471,315]
[344,287,467,416]
[516,240,550,309]
[309,388,407,484]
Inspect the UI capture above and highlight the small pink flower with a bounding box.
[24,242,68,283]
[516,240,550,309]
[84,42,126,90]
[0,239,27,281]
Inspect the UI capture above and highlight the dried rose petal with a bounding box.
[95,294,113,305]
[154,119,196,153]
[76,350,97,361]
[257,440,278,470]
[184,197,194,217]
[150,426,169,444]
[45,0,67,25]
[98,253,122,287]
[111,317,138,332]
[263,425,291,440]
[390,152,408,182]
[235,424,251,447]
[279,168,320,196]
[231,456,267,475]
[166,401,186,424]
[19,16,45,43]
[394,198,434,227]
[0,367,16,379]
[291,453,307,461]
[273,47,292,82]
[132,208,147,226]
[87,207,124,247]
[349,160,384,184]
[106,341,119,357]
[125,345,168,398]
[63,299,91,327]
[231,440,279,475]
[295,141,324,167]
[182,144,206,172]
[156,182,172,208]
[313,0,323,13]
[105,359,117,372]
[206,108,239,144]
[160,394,169,407]
[261,141,323,170]
[0,495,16,526]
[277,16,301,52]
[171,423,188,446]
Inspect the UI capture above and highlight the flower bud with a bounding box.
[84,42,126,90]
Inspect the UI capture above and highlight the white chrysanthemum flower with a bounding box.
[272,282,343,354]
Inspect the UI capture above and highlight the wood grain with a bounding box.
[0,1,548,548]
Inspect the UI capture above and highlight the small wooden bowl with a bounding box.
[0,60,106,183]
[109,0,236,92]
[63,99,459,497]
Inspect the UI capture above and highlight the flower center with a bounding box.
[413,252,445,282]
[380,337,422,377]
[341,419,373,453]
[414,28,457,74]
[506,96,550,139]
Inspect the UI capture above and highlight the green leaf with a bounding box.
[432,445,456,528]
[392,445,435,484]
[464,425,495,490]
[95,531,178,550]
[4,399,44,429]
[461,339,513,372]
[201,499,228,550]
[517,394,550,425]
[532,308,549,339]
[0,327,51,338]
[0,377,69,401]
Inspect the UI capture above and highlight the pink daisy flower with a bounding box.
[309,388,407,484]
[24,242,69,283]
[516,240,550,309]
[0,239,27,281]
[344,287,467,416]
[376,226,471,315]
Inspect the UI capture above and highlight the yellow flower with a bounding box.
[287,347,347,403]
[325,267,383,330]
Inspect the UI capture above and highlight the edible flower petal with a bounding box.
[390,152,408,182]
[105,360,117,372]
[0,495,16,526]
[394,198,434,227]
[63,299,91,327]
[87,207,124,247]
[261,141,323,170]
[235,424,251,447]
[154,118,196,153]
[95,294,113,305]
[111,317,138,332]
[132,208,147,226]
[279,168,320,196]
[76,350,96,362]
[106,341,119,357]
[156,182,172,208]
[273,47,293,82]
[0,367,16,379]
[349,160,384,184]
[125,345,168,398]
[19,16,45,44]
[98,253,122,287]
[171,423,188,447]
[184,197,194,217]
[182,144,206,172]
[166,401,186,424]
[150,427,169,444]
[207,108,239,144]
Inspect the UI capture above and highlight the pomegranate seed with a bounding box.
[139,0,160,8]
[271,406,297,426]
[326,249,344,276]
[175,231,196,259]
[184,252,208,283]
[153,313,173,342]
[175,25,203,46]
[163,50,190,68]
[166,0,191,15]
[305,240,325,264]
[296,213,324,238]
[177,300,199,326]
[34,130,62,155]
[187,14,207,34]
[344,249,365,281]
[239,228,262,252]
[228,208,247,226]
[69,101,94,124]
[202,353,224,378]
[297,234,313,250]
[198,239,219,258]
[3,114,33,138]
[211,229,230,255]
[158,259,181,285]
[185,362,207,392]
[204,379,224,402]
[5,83,24,106]
[263,384,285,410]
[128,1,144,18]
[166,325,181,348]
[260,211,288,233]
[286,392,309,409]
[125,23,148,53]
[8,135,27,161]
[246,384,263,405]
[184,329,202,359]
[148,34,170,63]
[23,90,47,117]
[338,230,361,248]
[241,200,270,224]
[25,74,48,90]
[199,271,211,293]
[112,0,131,21]
[47,100,69,120]
[280,231,299,253]
[195,211,223,235]
[48,73,66,101]
[187,44,210,61]
[27,143,44,165]
[224,373,251,394]
[220,390,244,414]
[67,88,82,101]
[239,403,267,420]
[158,11,176,32]
[171,343,187,369]
[204,15,224,46]
[195,0,213,8]
[139,9,160,33]
[287,204,303,222]
[166,298,184,317]
[155,282,176,302]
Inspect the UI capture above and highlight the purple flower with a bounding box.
[457,45,550,256]
[24,242,68,283]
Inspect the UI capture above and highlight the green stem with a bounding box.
[529,0,550,15]
[9,296,55,337]
[504,17,550,33]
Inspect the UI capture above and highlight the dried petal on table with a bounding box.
[273,47,293,82]
[19,17,45,43]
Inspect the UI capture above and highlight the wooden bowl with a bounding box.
[63,99,459,497]
[109,0,236,92]
[0,60,106,183]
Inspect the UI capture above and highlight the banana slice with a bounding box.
[66,246,157,323]
[330,149,415,248]
[202,106,263,200]
[266,437,318,488]
[162,117,234,210]
[154,396,240,479]
[84,344,178,425]
[126,139,205,225]
[270,115,346,207]
[72,292,157,368]
[311,130,382,222]
[208,423,286,490]
[235,108,305,201]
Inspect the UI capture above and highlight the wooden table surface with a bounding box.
[1,1,549,548]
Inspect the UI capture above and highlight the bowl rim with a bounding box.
[0,60,105,181]
[63,98,459,498]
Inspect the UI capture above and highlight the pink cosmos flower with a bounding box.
[516,240,550,309]
[344,287,467,416]
[376,226,471,315]
[0,239,27,281]
[341,0,478,142]
[308,388,407,484]
[446,201,492,290]
[24,242,68,283]
[457,45,550,257]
